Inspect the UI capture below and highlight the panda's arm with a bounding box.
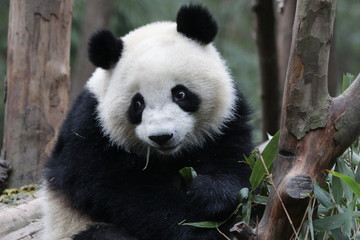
[188,161,251,222]
[72,176,227,240]
[188,98,253,221]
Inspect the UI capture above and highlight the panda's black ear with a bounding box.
[176,4,218,45]
[88,30,123,70]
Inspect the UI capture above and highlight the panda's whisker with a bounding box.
[142,146,151,171]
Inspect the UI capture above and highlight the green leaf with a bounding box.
[328,170,360,198]
[342,73,355,92]
[181,221,222,228]
[336,158,355,179]
[241,197,251,224]
[332,164,344,204]
[353,211,360,218]
[238,188,249,202]
[250,131,280,190]
[179,167,197,185]
[313,213,348,230]
[314,182,332,208]
[253,195,268,205]
[343,202,354,237]
[307,204,315,240]
[181,201,243,229]
[355,165,360,183]
[244,154,256,167]
[330,228,348,240]
[350,151,360,166]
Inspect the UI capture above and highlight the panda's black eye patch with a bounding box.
[171,84,200,112]
[128,93,145,124]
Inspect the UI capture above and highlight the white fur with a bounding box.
[136,103,195,153]
[41,184,91,240]
[87,21,236,155]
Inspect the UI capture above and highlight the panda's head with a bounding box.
[86,5,237,155]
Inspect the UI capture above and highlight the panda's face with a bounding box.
[87,22,236,156]
[128,83,199,154]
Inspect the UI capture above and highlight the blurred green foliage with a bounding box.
[0,1,360,146]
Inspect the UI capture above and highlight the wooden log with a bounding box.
[0,197,42,238]
[0,219,43,240]
[4,0,73,187]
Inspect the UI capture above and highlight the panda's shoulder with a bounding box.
[51,87,107,159]
[61,88,99,132]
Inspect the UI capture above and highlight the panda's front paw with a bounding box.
[188,175,239,221]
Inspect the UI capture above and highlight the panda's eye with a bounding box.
[171,84,200,112]
[134,100,143,111]
[128,93,145,124]
[173,90,186,101]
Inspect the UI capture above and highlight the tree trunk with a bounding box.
[3,0,73,187]
[70,0,115,102]
[233,0,360,239]
[328,30,337,96]
[255,0,360,239]
[253,0,281,140]
[277,0,296,100]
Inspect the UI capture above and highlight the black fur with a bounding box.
[73,223,136,240]
[44,87,253,240]
[88,30,123,69]
[176,4,218,45]
[171,84,200,112]
[127,93,145,124]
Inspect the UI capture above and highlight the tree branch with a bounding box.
[333,74,360,146]
[253,0,281,139]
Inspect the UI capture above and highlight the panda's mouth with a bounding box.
[153,145,180,154]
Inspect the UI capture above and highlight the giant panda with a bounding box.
[42,4,253,240]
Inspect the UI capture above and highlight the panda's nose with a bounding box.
[149,133,173,145]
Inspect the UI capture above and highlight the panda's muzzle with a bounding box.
[148,133,173,145]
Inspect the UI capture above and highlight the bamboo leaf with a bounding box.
[327,170,360,198]
[313,213,348,231]
[181,221,222,228]
[249,131,280,190]
[307,204,314,240]
[179,167,197,185]
[253,195,268,205]
[238,188,249,202]
[342,73,355,92]
[355,166,360,184]
[180,199,244,229]
[314,183,332,208]
[244,154,256,167]
[332,164,344,204]
[343,202,354,237]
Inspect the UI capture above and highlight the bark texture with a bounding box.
[253,0,281,140]
[4,0,73,187]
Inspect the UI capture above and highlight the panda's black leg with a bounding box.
[73,223,137,240]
